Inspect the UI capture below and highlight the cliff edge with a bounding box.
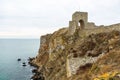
[31,11,120,80]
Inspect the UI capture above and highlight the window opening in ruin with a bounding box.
[78,20,85,29]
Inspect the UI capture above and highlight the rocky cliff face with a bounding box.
[31,24,120,80]
[30,10,120,80]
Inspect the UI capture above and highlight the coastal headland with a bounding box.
[30,11,120,80]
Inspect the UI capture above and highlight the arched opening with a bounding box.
[78,20,85,29]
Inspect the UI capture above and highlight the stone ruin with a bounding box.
[38,11,120,78]
[67,11,120,36]
[68,11,95,35]
[66,11,120,77]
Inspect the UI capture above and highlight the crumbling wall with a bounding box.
[68,11,88,35]
[68,21,77,35]
[66,23,120,78]
[86,22,96,29]
[33,11,120,80]
[72,11,88,28]
[66,55,102,77]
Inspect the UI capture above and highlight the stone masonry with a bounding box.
[38,11,120,79]
[66,11,120,78]
[68,11,95,35]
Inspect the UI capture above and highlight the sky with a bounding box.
[0,0,120,38]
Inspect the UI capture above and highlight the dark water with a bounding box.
[0,39,39,80]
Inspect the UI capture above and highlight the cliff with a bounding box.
[31,11,120,80]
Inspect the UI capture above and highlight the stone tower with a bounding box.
[68,11,88,35]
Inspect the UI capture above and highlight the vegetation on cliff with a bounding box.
[31,28,120,80]
[30,11,120,80]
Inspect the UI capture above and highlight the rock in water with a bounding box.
[22,62,27,67]
[17,58,21,61]
[22,64,27,67]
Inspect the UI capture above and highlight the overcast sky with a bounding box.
[0,0,120,38]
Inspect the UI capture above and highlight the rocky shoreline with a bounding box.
[28,57,45,80]
[17,57,42,80]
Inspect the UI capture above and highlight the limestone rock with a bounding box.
[30,11,120,80]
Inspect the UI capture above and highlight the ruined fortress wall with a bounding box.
[81,23,120,37]
[72,12,88,25]
[67,23,120,77]
[86,22,96,29]
[66,56,100,77]
[72,12,88,29]
[68,11,89,35]
[108,23,120,29]
[68,21,77,35]
[68,12,120,36]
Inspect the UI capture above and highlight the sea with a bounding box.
[0,39,40,80]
